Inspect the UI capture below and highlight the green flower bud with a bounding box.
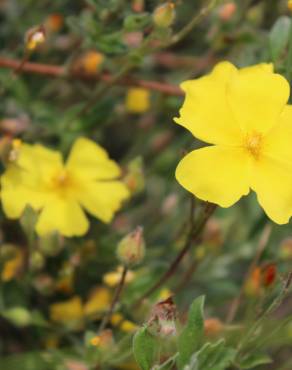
[30,251,45,271]
[117,226,145,267]
[3,307,31,327]
[124,156,145,195]
[153,3,175,28]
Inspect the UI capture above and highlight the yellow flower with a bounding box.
[84,287,111,318]
[175,62,292,224]
[81,51,105,74]
[110,313,138,333]
[1,137,130,237]
[125,88,150,113]
[103,266,135,287]
[1,246,23,282]
[50,296,83,323]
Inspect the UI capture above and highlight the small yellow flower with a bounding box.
[1,137,130,237]
[288,0,292,11]
[90,336,101,347]
[103,266,135,287]
[110,313,137,332]
[50,296,83,323]
[125,88,150,113]
[120,319,138,333]
[1,246,23,282]
[158,288,173,300]
[84,287,111,318]
[81,51,105,74]
[175,62,292,224]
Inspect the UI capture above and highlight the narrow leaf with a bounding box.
[269,16,291,62]
[240,353,272,369]
[133,326,157,370]
[177,296,205,369]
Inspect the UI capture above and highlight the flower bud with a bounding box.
[153,3,175,28]
[132,0,144,13]
[124,157,145,195]
[39,233,63,257]
[45,13,64,33]
[244,267,261,296]
[261,263,277,288]
[147,296,177,337]
[279,238,292,260]
[29,251,45,272]
[117,226,145,267]
[3,307,31,327]
[25,25,46,50]
[81,51,105,74]
[218,2,236,21]
[0,244,23,282]
[204,318,224,337]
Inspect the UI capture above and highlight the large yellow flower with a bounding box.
[1,138,129,236]
[175,62,292,224]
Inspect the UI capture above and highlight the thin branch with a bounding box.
[98,265,128,333]
[0,56,183,96]
[131,202,217,308]
[163,0,219,48]
[225,223,273,324]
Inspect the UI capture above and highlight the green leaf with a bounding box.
[177,296,205,369]
[194,340,236,370]
[133,326,157,370]
[239,353,272,369]
[123,13,151,31]
[269,16,291,62]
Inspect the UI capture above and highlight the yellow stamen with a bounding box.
[244,132,263,159]
[90,336,101,346]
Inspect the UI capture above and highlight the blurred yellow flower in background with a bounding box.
[84,287,111,318]
[1,245,23,282]
[125,88,150,113]
[103,266,135,287]
[50,296,83,323]
[1,137,130,237]
[175,62,292,224]
[81,51,105,74]
[110,313,138,333]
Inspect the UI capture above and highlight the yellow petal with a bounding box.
[174,61,242,145]
[84,287,111,317]
[1,165,43,218]
[263,105,292,165]
[1,167,29,218]
[50,296,83,323]
[228,65,289,134]
[251,156,292,224]
[18,144,63,179]
[66,137,121,181]
[36,197,89,236]
[176,146,250,207]
[78,181,129,223]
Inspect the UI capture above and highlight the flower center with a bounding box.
[244,132,263,159]
[51,169,72,190]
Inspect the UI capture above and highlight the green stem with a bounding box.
[163,0,218,48]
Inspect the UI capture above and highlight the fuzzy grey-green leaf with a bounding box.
[177,295,205,369]
[133,326,157,370]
